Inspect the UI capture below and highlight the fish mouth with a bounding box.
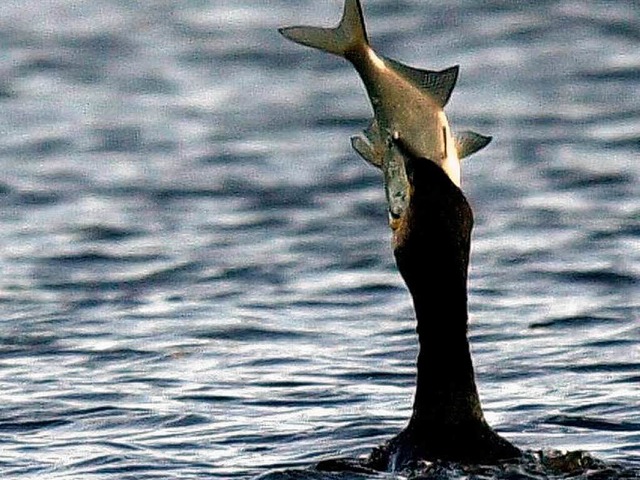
[387,206,406,232]
[388,205,403,220]
[388,214,400,229]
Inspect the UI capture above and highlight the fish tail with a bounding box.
[279,0,368,58]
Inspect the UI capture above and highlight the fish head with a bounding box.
[383,131,412,227]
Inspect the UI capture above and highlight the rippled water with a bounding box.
[0,0,638,479]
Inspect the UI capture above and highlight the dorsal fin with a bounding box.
[383,58,459,108]
[455,131,492,159]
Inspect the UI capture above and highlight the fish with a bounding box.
[279,0,492,216]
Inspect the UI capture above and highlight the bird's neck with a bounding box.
[393,161,485,427]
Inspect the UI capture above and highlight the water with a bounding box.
[0,0,638,478]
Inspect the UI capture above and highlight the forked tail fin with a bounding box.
[279,0,369,58]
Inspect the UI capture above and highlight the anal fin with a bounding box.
[383,57,459,108]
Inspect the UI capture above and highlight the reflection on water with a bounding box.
[0,0,638,479]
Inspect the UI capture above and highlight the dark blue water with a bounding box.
[0,1,638,479]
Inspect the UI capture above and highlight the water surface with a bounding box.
[0,0,638,478]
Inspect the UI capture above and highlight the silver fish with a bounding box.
[279,0,492,193]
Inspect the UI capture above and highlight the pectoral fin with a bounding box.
[455,131,492,159]
[351,134,381,168]
[351,119,384,168]
[384,58,459,108]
